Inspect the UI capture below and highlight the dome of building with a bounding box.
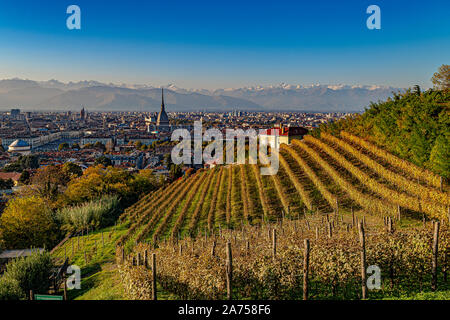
[9,139,29,148]
[8,139,31,155]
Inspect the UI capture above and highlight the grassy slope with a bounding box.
[51,225,128,300]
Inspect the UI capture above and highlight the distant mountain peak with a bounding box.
[0,78,403,112]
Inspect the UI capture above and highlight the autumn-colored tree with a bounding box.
[3,155,39,172]
[0,178,14,190]
[58,142,69,151]
[169,164,183,182]
[62,165,106,205]
[130,169,159,197]
[18,170,31,185]
[32,165,69,201]
[0,196,58,249]
[94,156,112,167]
[431,64,450,91]
[61,162,83,179]
[94,141,106,151]
[429,133,450,178]
[62,165,157,207]
[71,143,80,150]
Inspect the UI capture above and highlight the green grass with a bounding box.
[383,290,450,300]
[70,263,125,300]
[51,224,128,300]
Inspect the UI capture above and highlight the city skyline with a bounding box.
[0,0,448,90]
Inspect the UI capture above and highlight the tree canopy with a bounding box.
[318,88,450,178]
[431,64,450,91]
[0,196,58,249]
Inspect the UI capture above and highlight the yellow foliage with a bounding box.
[0,196,58,249]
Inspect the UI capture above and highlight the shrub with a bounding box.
[56,195,120,232]
[0,251,54,300]
[0,196,59,249]
[0,277,23,300]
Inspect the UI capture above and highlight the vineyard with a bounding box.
[113,131,449,299]
[118,216,449,300]
[117,131,449,251]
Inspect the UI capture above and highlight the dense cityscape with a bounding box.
[0,90,349,198]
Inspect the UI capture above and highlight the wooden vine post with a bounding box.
[152,253,157,300]
[303,239,310,300]
[432,221,440,291]
[226,241,233,300]
[211,241,216,257]
[351,207,355,226]
[272,229,277,260]
[136,252,141,266]
[63,280,68,300]
[144,249,149,268]
[358,222,367,299]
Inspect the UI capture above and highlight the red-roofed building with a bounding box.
[0,172,21,186]
[259,125,308,148]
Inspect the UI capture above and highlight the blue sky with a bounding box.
[0,0,448,89]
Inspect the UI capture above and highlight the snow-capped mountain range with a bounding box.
[0,78,403,112]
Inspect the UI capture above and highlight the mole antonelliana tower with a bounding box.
[156,88,170,129]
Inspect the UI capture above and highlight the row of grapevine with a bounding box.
[119,179,179,222]
[226,166,233,225]
[242,164,261,223]
[281,144,337,210]
[128,178,184,224]
[260,167,285,221]
[251,164,271,222]
[291,140,397,216]
[132,173,202,245]
[117,178,188,247]
[322,133,449,206]
[230,165,244,227]
[340,131,442,189]
[239,164,250,221]
[171,171,213,239]
[278,150,314,210]
[152,171,208,242]
[205,167,223,231]
[303,136,447,219]
[258,150,299,216]
[215,166,228,227]
[189,168,217,234]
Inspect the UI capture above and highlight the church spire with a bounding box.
[156,87,169,128]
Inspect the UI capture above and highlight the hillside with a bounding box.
[111,123,449,299]
[319,88,450,178]
[117,129,448,252]
[49,90,450,300]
